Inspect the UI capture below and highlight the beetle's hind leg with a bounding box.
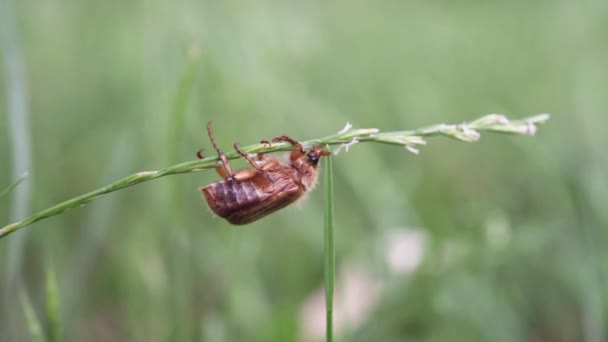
[234,143,263,171]
[196,145,231,180]
[207,121,234,179]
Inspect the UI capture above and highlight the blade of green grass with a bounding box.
[20,290,46,342]
[165,45,201,342]
[0,172,28,202]
[166,44,200,167]
[324,152,335,342]
[45,267,61,342]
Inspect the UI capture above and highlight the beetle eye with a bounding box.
[308,152,319,165]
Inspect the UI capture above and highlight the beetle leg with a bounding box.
[272,135,305,153]
[311,145,332,158]
[255,140,273,161]
[272,135,306,161]
[196,148,205,159]
[261,159,279,170]
[198,147,230,180]
[234,143,263,171]
[207,121,234,178]
[214,166,230,180]
[288,149,305,161]
[232,168,258,181]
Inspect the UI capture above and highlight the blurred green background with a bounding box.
[1,0,607,341]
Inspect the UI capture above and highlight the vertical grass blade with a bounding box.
[165,46,201,342]
[166,44,201,166]
[45,267,61,342]
[323,154,335,342]
[20,290,46,342]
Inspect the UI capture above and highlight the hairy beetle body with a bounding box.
[198,123,329,225]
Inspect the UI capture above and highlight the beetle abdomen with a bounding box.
[201,172,302,225]
[203,179,261,215]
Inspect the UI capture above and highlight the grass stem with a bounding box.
[324,153,335,342]
[0,113,549,240]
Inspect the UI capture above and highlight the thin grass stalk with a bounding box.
[323,153,335,342]
[0,113,550,240]
[45,267,61,342]
[165,46,200,342]
[20,290,46,342]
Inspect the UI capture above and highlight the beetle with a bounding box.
[198,122,330,225]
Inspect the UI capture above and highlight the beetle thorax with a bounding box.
[291,157,319,191]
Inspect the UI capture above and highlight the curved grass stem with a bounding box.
[0,113,550,240]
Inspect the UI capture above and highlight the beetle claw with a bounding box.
[196,148,205,159]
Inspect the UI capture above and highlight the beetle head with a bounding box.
[306,145,330,167]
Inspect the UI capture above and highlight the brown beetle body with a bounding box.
[199,123,329,225]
